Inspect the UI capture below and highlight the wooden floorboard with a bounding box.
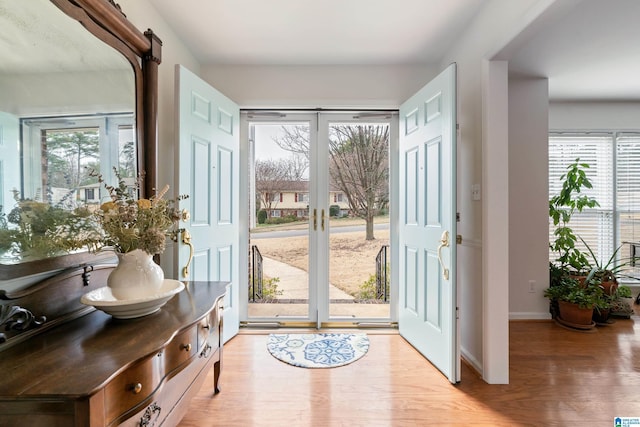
[179,317,640,426]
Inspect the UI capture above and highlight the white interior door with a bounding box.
[176,65,240,343]
[398,64,458,383]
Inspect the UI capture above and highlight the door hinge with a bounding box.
[456,306,460,320]
[456,234,462,245]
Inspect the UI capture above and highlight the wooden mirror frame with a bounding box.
[0,0,161,283]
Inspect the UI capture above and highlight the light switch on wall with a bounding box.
[471,184,481,201]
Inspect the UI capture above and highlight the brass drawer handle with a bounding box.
[130,382,143,394]
[181,343,192,352]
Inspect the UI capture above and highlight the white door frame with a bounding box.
[239,110,398,326]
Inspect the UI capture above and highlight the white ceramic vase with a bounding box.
[107,249,164,300]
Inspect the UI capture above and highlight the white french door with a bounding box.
[175,65,240,343]
[398,64,459,383]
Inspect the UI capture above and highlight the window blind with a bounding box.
[548,133,614,264]
[616,133,640,277]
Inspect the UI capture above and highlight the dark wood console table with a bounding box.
[0,281,226,427]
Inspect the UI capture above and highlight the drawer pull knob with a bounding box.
[202,324,210,330]
[130,383,143,394]
[181,343,192,352]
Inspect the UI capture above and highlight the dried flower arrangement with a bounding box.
[89,169,187,255]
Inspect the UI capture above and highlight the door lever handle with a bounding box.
[437,230,450,281]
[182,228,194,278]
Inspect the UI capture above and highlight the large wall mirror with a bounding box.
[0,0,160,288]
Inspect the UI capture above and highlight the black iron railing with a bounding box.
[376,245,390,301]
[250,245,263,302]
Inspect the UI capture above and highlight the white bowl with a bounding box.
[81,279,185,319]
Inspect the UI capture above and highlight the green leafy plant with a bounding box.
[357,273,377,300]
[549,159,600,272]
[616,285,633,299]
[580,236,640,283]
[544,272,606,309]
[249,275,282,302]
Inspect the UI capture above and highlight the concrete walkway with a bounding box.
[262,256,353,301]
[250,257,390,319]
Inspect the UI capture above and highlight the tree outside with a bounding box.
[44,129,100,205]
[272,123,389,240]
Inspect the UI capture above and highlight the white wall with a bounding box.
[509,77,550,319]
[550,101,640,130]
[200,65,437,109]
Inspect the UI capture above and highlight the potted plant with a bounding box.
[547,159,600,324]
[544,270,605,329]
[610,285,634,318]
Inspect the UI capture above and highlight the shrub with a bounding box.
[257,210,267,224]
[265,215,298,225]
[329,205,340,217]
[356,274,378,300]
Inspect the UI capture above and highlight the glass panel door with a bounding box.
[321,114,392,323]
[244,111,395,327]
[247,116,315,323]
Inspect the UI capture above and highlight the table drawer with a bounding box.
[164,326,197,374]
[105,353,162,424]
[197,300,222,353]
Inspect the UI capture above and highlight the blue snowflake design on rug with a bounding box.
[266,333,370,368]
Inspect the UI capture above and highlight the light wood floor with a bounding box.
[179,317,640,426]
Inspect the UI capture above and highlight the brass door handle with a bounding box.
[182,229,194,278]
[321,209,325,231]
[313,209,317,231]
[437,230,450,281]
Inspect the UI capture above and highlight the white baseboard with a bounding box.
[460,346,482,375]
[509,312,552,320]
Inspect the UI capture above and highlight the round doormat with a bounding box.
[266,333,370,368]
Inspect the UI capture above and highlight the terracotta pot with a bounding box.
[592,308,610,324]
[558,300,594,325]
[600,280,618,296]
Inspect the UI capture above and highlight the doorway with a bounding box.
[243,111,396,327]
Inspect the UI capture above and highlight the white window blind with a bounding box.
[617,134,640,276]
[549,132,640,282]
[548,133,614,264]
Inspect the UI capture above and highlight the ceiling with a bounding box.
[8,0,632,101]
[150,0,640,102]
[506,0,640,101]
[149,0,486,66]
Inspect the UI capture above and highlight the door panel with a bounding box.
[247,119,313,321]
[398,64,458,383]
[176,65,240,343]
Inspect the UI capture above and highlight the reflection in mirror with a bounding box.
[0,0,135,263]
